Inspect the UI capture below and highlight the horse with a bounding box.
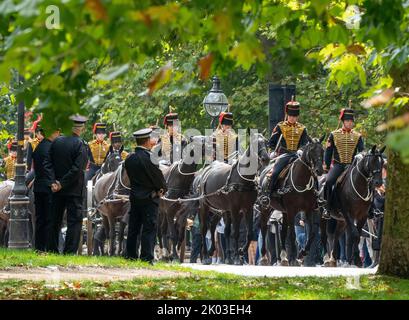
[0,180,36,247]
[91,151,122,185]
[92,163,131,256]
[158,136,207,262]
[258,136,325,266]
[91,150,124,255]
[322,145,385,267]
[198,133,270,265]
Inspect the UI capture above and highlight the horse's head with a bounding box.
[103,151,122,173]
[362,145,386,189]
[302,134,325,176]
[254,133,270,168]
[182,135,207,164]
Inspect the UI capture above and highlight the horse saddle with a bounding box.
[335,165,350,188]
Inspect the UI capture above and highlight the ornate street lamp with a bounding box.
[8,82,30,249]
[203,76,229,129]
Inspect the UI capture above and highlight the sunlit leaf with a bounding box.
[147,61,172,95]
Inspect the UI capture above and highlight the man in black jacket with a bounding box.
[124,128,167,263]
[46,115,89,254]
[31,127,61,251]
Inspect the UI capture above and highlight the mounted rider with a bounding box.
[323,105,364,219]
[157,112,187,164]
[2,140,18,180]
[268,98,310,195]
[105,131,129,161]
[212,111,238,164]
[26,117,45,172]
[86,123,110,181]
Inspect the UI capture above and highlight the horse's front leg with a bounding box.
[231,211,242,265]
[108,217,116,256]
[242,207,254,260]
[224,214,233,265]
[299,210,315,259]
[208,214,219,258]
[199,203,211,265]
[329,221,345,267]
[279,215,289,266]
[259,207,269,265]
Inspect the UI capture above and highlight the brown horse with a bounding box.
[258,136,325,266]
[93,164,131,256]
[323,146,385,267]
[198,133,270,265]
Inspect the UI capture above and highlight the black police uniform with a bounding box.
[32,138,54,251]
[46,122,89,254]
[124,130,167,262]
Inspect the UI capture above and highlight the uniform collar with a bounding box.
[341,127,352,133]
[285,120,297,127]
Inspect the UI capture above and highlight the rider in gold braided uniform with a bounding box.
[268,99,310,195]
[157,113,187,164]
[323,107,364,219]
[2,141,18,180]
[105,131,129,161]
[86,123,110,181]
[212,112,238,164]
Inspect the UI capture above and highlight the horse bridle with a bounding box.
[351,153,383,201]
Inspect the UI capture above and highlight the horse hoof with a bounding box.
[329,260,337,268]
[280,259,289,266]
[234,258,242,266]
[259,257,269,266]
[202,258,212,265]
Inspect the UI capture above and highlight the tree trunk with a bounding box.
[378,66,409,278]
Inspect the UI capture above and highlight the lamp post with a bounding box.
[203,76,229,130]
[8,95,30,249]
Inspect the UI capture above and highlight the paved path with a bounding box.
[182,263,378,278]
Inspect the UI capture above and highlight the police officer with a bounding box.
[105,131,128,161]
[46,114,89,254]
[212,112,238,164]
[268,99,310,195]
[2,141,18,180]
[124,128,167,263]
[31,127,61,251]
[323,107,364,219]
[157,113,187,164]
[86,123,110,181]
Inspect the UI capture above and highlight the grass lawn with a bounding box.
[1,249,409,300]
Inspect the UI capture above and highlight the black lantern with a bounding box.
[203,76,229,129]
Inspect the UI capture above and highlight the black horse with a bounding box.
[258,136,325,266]
[322,145,385,267]
[158,135,207,262]
[198,133,270,265]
